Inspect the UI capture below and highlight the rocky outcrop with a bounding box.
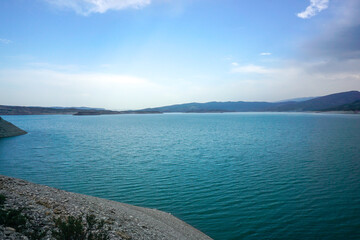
[0,117,27,138]
[0,175,212,240]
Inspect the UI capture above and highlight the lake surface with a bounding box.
[1,113,360,239]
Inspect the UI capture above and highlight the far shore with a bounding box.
[1,110,359,116]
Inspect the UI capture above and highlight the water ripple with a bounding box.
[1,113,360,239]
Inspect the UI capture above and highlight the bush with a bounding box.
[0,194,27,231]
[0,194,5,207]
[52,214,110,240]
[27,227,48,240]
[53,215,85,240]
[0,193,109,240]
[0,207,27,231]
[0,193,47,239]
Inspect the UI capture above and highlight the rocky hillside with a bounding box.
[0,175,212,240]
[0,117,27,138]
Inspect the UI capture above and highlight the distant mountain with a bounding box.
[271,91,360,111]
[142,101,297,113]
[141,91,360,113]
[0,105,80,115]
[275,97,316,103]
[0,105,160,115]
[2,91,359,115]
[50,106,106,110]
[324,100,360,112]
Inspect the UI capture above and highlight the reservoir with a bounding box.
[1,113,360,239]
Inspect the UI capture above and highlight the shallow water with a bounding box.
[1,113,360,239]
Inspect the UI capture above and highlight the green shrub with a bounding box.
[0,208,27,231]
[0,193,109,240]
[52,214,110,240]
[0,194,5,207]
[27,227,48,240]
[52,215,85,240]
[0,194,27,231]
[0,194,47,239]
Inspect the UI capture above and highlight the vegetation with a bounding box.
[1,193,110,240]
[142,90,360,112]
[52,214,110,240]
[0,194,27,232]
[325,100,360,112]
[0,194,5,207]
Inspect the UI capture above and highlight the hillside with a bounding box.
[271,91,360,111]
[141,91,360,113]
[0,117,27,138]
[0,105,160,116]
[324,100,360,112]
[2,91,360,115]
[142,101,295,113]
[0,175,212,240]
[0,105,90,115]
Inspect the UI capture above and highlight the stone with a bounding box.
[116,231,132,240]
[5,227,16,232]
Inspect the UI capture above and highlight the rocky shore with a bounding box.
[0,175,212,240]
[0,117,27,138]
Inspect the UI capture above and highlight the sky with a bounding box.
[0,0,359,110]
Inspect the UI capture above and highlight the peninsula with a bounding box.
[0,117,27,138]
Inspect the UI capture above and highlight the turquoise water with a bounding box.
[1,113,360,239]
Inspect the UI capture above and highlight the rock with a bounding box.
[5,227,16,232]
[53,208,62,214]
[4,227,16,235]
[116,231,132,240]
[0,117,27,138]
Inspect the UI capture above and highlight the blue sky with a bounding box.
[1,0,359,109]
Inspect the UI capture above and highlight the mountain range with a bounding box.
[1,91,359,115]
[0,106,159,115]
[141,91,360,113]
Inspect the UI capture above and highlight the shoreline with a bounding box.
[0,175,212,240]
[1,110,359,117]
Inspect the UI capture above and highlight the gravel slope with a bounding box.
[0,175,212,240]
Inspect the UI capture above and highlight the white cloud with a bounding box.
[45,0,151,15]
[231,62,239,66]
[229,59,360,101]
[0,38,12,44]
[1,59,359,109]
[0,68,182,109]
[260,52,272,56]
[297,0,329,19]
[231,64,276,74]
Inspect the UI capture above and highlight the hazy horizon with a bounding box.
[0,90,358,112]
[1,0,360,109]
